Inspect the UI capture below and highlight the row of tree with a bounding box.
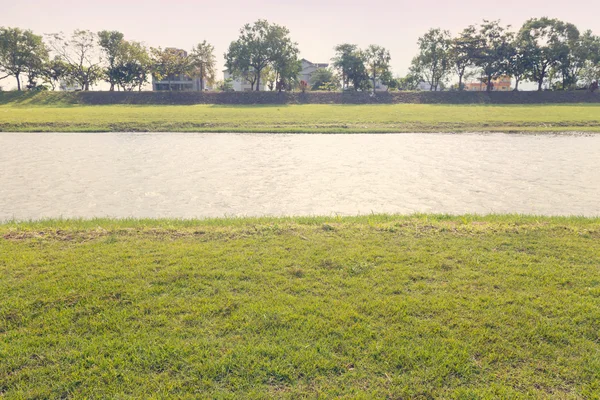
[407,18,600,92]
[1,17,599,92]
[0,28,217,91]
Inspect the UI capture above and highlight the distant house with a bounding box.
[299,59,329,85]
[59,79,81,92]
[223,69,267,92]
[416,82,441,91]
[464,75,512,91]
[152,48,210,91]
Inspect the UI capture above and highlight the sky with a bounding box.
[1,0,599,89]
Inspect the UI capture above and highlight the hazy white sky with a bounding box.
[1,0,599,87]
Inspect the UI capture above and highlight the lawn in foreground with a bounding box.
[1,103,600,133]
[1,215,600,398]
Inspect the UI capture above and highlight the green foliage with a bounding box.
[472,20,513,92]
[98,30,125,90]
[190,40,217,90]
[411,29,452,91]
[1,216,600,397]
[46,30,103,91]
[518,18,578,91]
[450,26,479,90]
[0,27,49,91]
[396,74,421,90]
[225,20,299,92]
[216,78,235,92]
[150,47,191,91]
[309,67,337,90]
[365,45,391,92]
[332,44,371,91]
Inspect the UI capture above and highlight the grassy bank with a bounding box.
[1,215,599,398]
[1,101,600,133]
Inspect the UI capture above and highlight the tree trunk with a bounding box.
[486,75,493,92]
[200,63,204,91]
[372,69,376,94]
[16,73,21,91]
[514,78,520,91]
[538,79,543,91]
[458,74,463,91]
[256,69,261,91]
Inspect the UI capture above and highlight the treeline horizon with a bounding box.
[0,17,599,93]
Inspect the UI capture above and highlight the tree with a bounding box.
[98,30,125,91]
[473,20,513,92]
[114,41,151,91]
[269,28,300,92]
[450,26,479,91]
[505,37,530,91]
[225,20,298,91]
[150,47,190,91]
[364,45,391,93]
[190,40,216,91]
[578,33,600,89]
[332,44,370,91]
[0,27,48,91]
[46,30,103,90]
[550,21,581,90]
[559,30,598,89]
[42,57,70,90]
[518,18,571,91]
[396,73,421,91]
[309,68,336,90]
[332,44,357,90]
[411,28,452,91]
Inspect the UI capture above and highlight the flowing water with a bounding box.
[1,132,599,220]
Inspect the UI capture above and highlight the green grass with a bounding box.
[1,215,600,398]
[1,99,600,133]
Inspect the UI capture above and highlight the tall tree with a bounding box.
[519,18,565,91]
[0,27,48,91]
[557,29,598,90]
[364,45,391,93]
[150,47,190,91]
[550,21,581,90]
[114,41,151,91]
[190,40,216,91]
[332,44,358,90]
[98,30,125,91]
[473,20,513,92]
[42,57,70,91]
[309,68,337,90]
[225,20,297,91]
[332,44,370,91]
[505,37,530,91]
[411,28,452,91]
[269,27,300,92]
[450,26,479,91]
[46,30,103,90]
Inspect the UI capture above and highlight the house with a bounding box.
[298,59,329,85]
[223,69,267,92]
[152,48,210,91]
[464,75,512,91]
[416,81,441,91]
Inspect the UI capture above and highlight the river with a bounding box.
[1,132,599,220]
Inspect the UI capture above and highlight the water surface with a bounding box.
[1,132,599,220]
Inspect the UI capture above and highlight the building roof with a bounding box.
[301,58,329,68]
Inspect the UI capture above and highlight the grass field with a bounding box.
[1,215,599,398]
[1,99,600,133]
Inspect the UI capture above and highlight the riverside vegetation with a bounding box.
[1,215,600,398]
[1,101,600,133]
